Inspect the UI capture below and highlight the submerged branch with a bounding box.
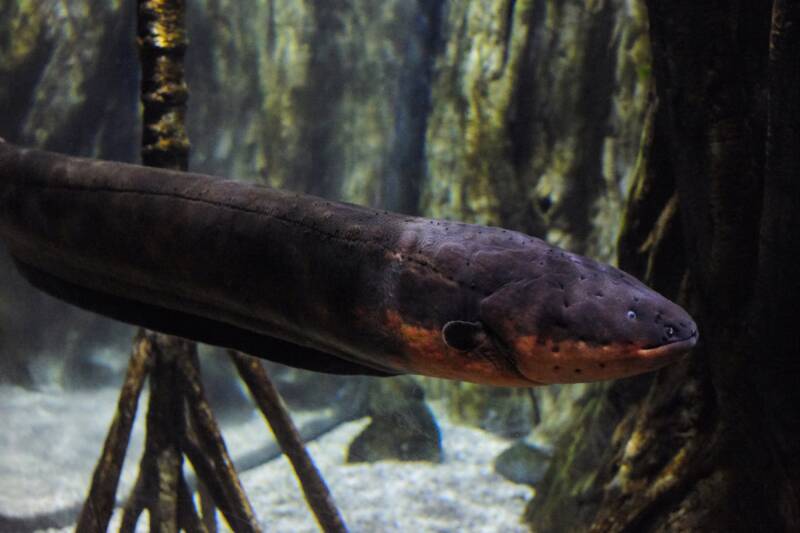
[230,350,349,533]
[178,347,261,533]
[76,330,153,533]
[178,476,209,533]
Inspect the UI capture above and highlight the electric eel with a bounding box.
[0,141,698,386]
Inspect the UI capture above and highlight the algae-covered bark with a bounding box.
[0,0,139,158]
[0,0,140,386]
[424,0,542,234]
[424,0,650,259]
[528,2,800,531]
[186,0,443,211]
[423,0,651,435]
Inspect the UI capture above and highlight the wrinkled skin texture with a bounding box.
[0,143,697,385]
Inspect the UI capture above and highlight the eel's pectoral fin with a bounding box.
[441,320,486,352]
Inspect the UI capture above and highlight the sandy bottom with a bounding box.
[242,416,531,533]
[0,385,532,532]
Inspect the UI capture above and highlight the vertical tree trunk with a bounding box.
[528,2,800,531]
[753,0,800,525]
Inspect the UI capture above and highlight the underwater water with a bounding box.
[0,1,657,531]
[4,0,798,530]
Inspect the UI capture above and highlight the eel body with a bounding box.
[0,142,698,386]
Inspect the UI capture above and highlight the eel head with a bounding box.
[464,263,698,385]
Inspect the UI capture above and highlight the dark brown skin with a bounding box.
[0,142,698,386]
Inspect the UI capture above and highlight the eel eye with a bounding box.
[665,326,675,337]
[626,310,637,320]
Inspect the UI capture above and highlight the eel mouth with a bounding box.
[636,330,699,361]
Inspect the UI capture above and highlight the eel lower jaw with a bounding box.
[636,331,699,362]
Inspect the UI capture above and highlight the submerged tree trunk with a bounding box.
[527,2,800,531]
